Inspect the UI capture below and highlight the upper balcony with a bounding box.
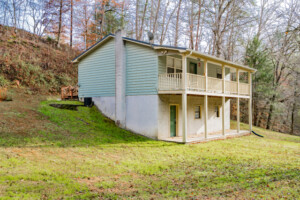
[157,55,252,98]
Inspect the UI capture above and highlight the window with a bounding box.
[166,56,182,74]
[195,106,201,119]
[215,106,220,118]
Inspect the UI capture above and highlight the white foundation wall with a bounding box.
[93,96,116,120]
[158,95,230,139]
[125,95,159,139]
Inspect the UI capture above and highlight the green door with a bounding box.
[170,105,177,137]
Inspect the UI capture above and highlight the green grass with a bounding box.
[0,100,299,199]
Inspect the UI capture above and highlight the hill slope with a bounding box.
[0,25,77,93]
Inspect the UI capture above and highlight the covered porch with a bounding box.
[157,94,252,143]
[156,51,254,144]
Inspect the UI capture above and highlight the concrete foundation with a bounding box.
[125,95,159,139]
[93,96,116,120]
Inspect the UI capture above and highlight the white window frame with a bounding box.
[195,105,202,119]
[166,56,182,74]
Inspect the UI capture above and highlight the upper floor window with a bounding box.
[216,68,222,79]
[167,56,182,74]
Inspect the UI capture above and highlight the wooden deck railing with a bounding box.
[207,77,222,93]
[225,80,237,94]
[187,74,205,91]
[239,82,250,95]
[158,73,250,96]
[158,73,182,90]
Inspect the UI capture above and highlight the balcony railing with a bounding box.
[187,74,205,91]
[225,80,237,94]
[207,77,223,93]
[158,73,182,91]
[239,82,250,95]
[158,73,250,96]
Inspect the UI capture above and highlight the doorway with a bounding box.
[170,105,178,137]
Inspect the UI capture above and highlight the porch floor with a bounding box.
[161,129,250,144]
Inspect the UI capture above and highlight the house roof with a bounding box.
[72,34,256,73]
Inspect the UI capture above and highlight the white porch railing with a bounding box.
[187,73,205,91]
[239,82,250,95]
[225,80,238,94]
[158,73,182,90]
[158,73,249,96]
[207,77,223,93]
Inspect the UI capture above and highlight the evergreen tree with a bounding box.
[244,36,274,127]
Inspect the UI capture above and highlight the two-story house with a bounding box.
[72,30,256,143]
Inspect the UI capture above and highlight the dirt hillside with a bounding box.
[0,25,78,93]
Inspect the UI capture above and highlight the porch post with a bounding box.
[222,64,225,94]
[222,96,225,136]
[222,64,226,136]
[204,95,208,139]
[182,55,187,143]
[203,59,208,139]
[204,60,208,92]
[236,69,240,133]
[248,72,252,132]
[237,97,240,133]
[236,69,239,95]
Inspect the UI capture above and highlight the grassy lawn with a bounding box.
[0,99,299,199]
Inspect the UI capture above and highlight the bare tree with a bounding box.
[152,0,161,38]
[136,0,148,40]
[174,0,182,47]
[159,0,176,45]
[265,0,299,129]
[70,0,73,47]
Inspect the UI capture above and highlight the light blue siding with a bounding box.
[78,39,115,97]
[126,42,158,95]
[158,56,166,74]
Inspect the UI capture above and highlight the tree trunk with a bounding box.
[266,94,276,129]
[120,0,125,29]
[3,2,7,25]
[138,0,148,40]
[189,1,194,49]
[152,0,161,36]
[159,0,169,45]
[70,0,73,48]
[194,0,202,51]
[13,0,17,33]
[174,0,182,47]
[290,74,299,134]
[135,0,139,39]
[57,0,63,47]
[100,2,105,39]
[149,0,153,32]
[160,1,176,45]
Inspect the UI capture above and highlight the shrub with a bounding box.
[0,75,9,87]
